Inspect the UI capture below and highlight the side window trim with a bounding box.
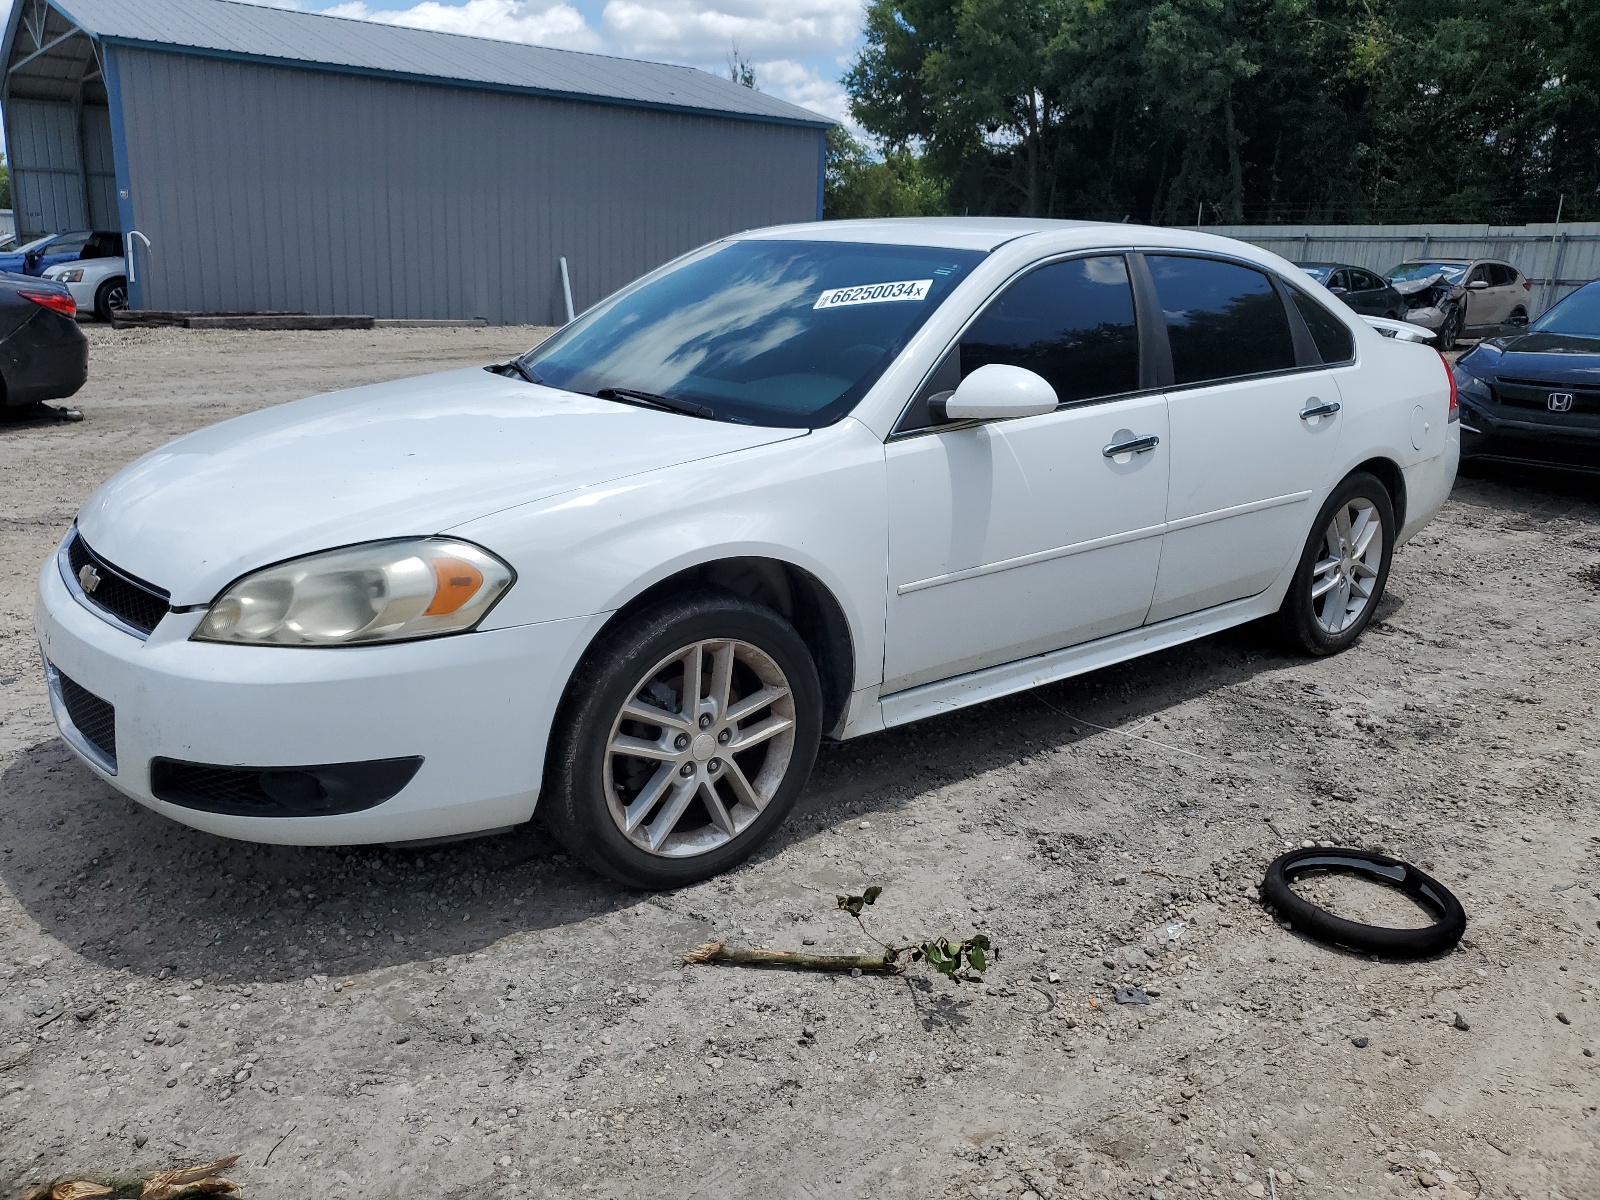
[1273,275,1322,368]
[1126,252,1173,389]
[888,250,1155,439]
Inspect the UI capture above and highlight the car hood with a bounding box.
[1463,332,1600,386]
[76,367,804,605]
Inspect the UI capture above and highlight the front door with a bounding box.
[882,255,1170,693]
[1142,254,1345,623]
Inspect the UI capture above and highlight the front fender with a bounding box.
[449,418,890,691]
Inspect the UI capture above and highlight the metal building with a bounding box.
[0,0,831,323]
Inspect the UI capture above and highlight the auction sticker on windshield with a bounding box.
[813,279,933,310]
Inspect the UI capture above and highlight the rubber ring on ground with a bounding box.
[1259,847,1466,959]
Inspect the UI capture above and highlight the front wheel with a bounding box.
[1274,472,1395,656]
[93,276,128,322]
[1437,305,1461,351]
[541,591,822,889]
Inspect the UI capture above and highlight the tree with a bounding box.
[824,127,947,219]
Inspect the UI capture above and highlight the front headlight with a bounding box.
[55,268,84,283]
[1451,364,1493,405]
[192,538,514,646]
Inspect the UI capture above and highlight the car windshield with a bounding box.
[1298,265,1334,283]
[0,235,55,254]
[520,239,986,428]
[1530,283,1600,336]
[1386,261,1467,284]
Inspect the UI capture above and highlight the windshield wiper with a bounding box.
[488,358,541,385]
[595,387,716,420]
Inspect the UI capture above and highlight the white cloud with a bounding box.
[753,59,850,124]
[601,0,862,61]
[321,0,602,51]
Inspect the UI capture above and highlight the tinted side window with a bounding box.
[959,256,1140,404]
[1355,270,1385,292]
[1491,264,1518,287]
[1146,256,1296,385]
[1289,287,1356,364]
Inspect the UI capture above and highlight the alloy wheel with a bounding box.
[603,638,796,858]
[1311,498,1385,635]
[106,283,128,312]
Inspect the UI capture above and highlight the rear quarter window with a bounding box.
[1288,286,1356,364]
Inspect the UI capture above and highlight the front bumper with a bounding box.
[35,551,603,844]
[1458,400,1600,474]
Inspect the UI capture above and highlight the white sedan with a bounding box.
[42,253,128,321]
[35,219,1459,888]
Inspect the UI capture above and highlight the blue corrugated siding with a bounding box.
[112,47,822,322]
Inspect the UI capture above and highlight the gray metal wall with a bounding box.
[111,46,824,323]
[1211,222,1600,318]
[7,98,118,235]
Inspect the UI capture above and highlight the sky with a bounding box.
[295,0,867,123]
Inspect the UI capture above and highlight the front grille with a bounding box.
[1492,377,1600,415]
[150,756,424,818]
[65,532,170,636]
[57,670,116,762]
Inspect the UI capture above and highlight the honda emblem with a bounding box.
[1547,392,1574,412]
[78,564,101,593]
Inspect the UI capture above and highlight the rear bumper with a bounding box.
[35,551,604,844]
[0,307,87,405]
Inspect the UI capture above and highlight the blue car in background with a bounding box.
[0,230,122,277]
[1452,279,1600,475]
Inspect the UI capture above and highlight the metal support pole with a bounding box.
[1542,195,1564,314]
[559,256,575,324]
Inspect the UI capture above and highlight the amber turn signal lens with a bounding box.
[424,557,485,616]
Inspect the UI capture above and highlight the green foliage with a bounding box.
[841,0,1600,224]
[836,885,993,982]
[836,884,884,914]
[0,155,10,212]
[824,127,947,219]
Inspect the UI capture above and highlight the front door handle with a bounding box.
[1300,399,1341,421]
[1102,433,1160,458]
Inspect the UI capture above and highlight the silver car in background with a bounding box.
[1386,258,1531,349]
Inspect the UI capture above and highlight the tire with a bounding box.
[1274,471,1395,656]
[541,590,822,889]
[1437,305,1461,351]
[93,276,127,323]
[1260,847,1466,959]
[1382,310,1399,321]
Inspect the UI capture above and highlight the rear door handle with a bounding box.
[1102,434,1160,458]
[1300,399,1341,420]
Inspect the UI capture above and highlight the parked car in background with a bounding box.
[43,251,128,322]
[1385,258,1531,349]
[1296,262,1404,318]
[36,219,1458,888]
[0,271,88,407]
[0,230,123,281]
[1452,278,1600,475]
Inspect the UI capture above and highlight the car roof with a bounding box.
[733,218,1324,266]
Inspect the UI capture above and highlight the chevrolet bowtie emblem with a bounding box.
[78,563,101,593]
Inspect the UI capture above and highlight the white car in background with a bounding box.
[35,218,1459,889]
[42,249,128,321]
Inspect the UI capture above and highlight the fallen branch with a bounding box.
[683,941,901,973]
[683,886,995,983]
[20,1155,240,1200]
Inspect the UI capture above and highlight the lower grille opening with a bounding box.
[57,671,116,764]
[149,756,423,817]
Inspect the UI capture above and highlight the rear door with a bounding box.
[1142,254,1344,623]
[1350,269,1391,316]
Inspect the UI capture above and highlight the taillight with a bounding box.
[1440,350,1459,422]
[1522,278,1532,291]
[19,289,75,317]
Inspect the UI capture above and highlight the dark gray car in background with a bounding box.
[1296,262,1404,318]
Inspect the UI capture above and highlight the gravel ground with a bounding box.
[1,327,1597,1200]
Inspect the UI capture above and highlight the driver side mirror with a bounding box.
[1467,279,1489,290]
[929,364,1058,423]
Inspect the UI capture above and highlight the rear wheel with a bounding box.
[542,592,822,889]
[1274,472,1394,656]
[93,276,127,322]
[1437,305,1461,351]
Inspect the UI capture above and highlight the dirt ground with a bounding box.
[1,326,1597,1200]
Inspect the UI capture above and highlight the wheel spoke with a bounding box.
[707,641,735,717]
[699,780,737,837]
[1312,555,1340,578]
[621,763,676,833]
[621,698,691,731]
[643,778,699,851]
[728,712,794,753]
[1335,507,1352,545]
[679,643,703,721]
[1350,508,1379,557]
[1311,572,1341,600]
[609,733,676,761]
[720,757,765,811]
[1331,577,1353,626]
[1350,557,1379,580]
[725,684,790,725]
